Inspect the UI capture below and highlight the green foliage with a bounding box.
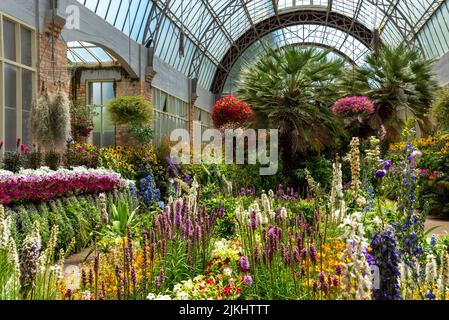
[339,43,438,142]
[236,47,346,165]
[27,150,42,170]
[3,193,131,255]
[70,101,96,141]
[103,200,139,238]
[45,150,61,170]
[431,87,449,131]
[108,96,152,125]
[128,124,154,144]
[2,152,23,173]
[294,156,334,189]
[202,193,237,239]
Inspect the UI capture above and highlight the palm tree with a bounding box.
[339,43,439,142]
[236,47,346,176]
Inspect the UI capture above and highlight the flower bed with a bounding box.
[0,167,129,206]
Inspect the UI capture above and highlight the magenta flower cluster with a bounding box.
[0,168,126,206]
[332,96,375,117]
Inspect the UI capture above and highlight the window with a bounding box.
[88,81,116,148]
[151,87,189,146]
[0,14,36,153]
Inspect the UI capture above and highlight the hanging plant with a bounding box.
[211,96,255,129]
[332,96,375,122]
[70,101,96,142]
[108,96,152,125]
[31,90,71,151]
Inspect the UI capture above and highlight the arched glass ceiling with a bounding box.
[77,0,449,90]
[67,41,117,65]
[223,24,370,93]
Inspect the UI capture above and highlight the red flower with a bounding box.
[211,96,255,129]
[217,263,223,270]
[223,258,231,265]
[206,278,215,285]
[205,270,211,275]
[223,286,231,295]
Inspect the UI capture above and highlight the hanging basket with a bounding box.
[211,96,255,129]
[332,96,375,123]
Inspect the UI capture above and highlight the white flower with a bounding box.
[426,254,438,284]
[175,291,190,300]
[357,197,367,207]
[373,216,383,229]
[81,291,92,300]
[224,268,233,276]
[280,207,288,219]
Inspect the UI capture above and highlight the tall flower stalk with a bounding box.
[339,212,372,300]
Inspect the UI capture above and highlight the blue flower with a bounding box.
[370,228,403,300]
[137,171,161,207]
[375,169,387,179]
[382,160,393,171]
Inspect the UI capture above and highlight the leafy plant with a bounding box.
[105,200,139,238]
[339,43,438,142]
[431,86,449,131]
[128,124,154,144]
[236,47,346,176]
[70,101,97,142]
[44,150,61,170]
[108,96,152,125]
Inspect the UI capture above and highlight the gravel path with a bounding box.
[425,217,449,236]
[62,248,93,290]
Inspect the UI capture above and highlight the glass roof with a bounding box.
[77,0,449,90]
[223,24,370,93]
[67,41,117,65]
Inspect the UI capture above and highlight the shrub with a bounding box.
[45,150,61,170]
[128,124,154,144]
[108,96,152,125]
[27,149,42,170]
[3,152,23,173]
[65,143,100,168]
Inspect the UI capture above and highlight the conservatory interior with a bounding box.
[1,0,449,301]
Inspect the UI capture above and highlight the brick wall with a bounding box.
[72,68,154,147]
[37,32,70,95]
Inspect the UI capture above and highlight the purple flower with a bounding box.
[308,244,317,264]
[250,211,258,230]
[319,272,325,284]
[382,160,393,171]
[243,275,253,286]
[240,256,251,272]
[335,265,342,276]
[375,169,387,179]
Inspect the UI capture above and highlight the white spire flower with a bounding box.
[425,253,438,285]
